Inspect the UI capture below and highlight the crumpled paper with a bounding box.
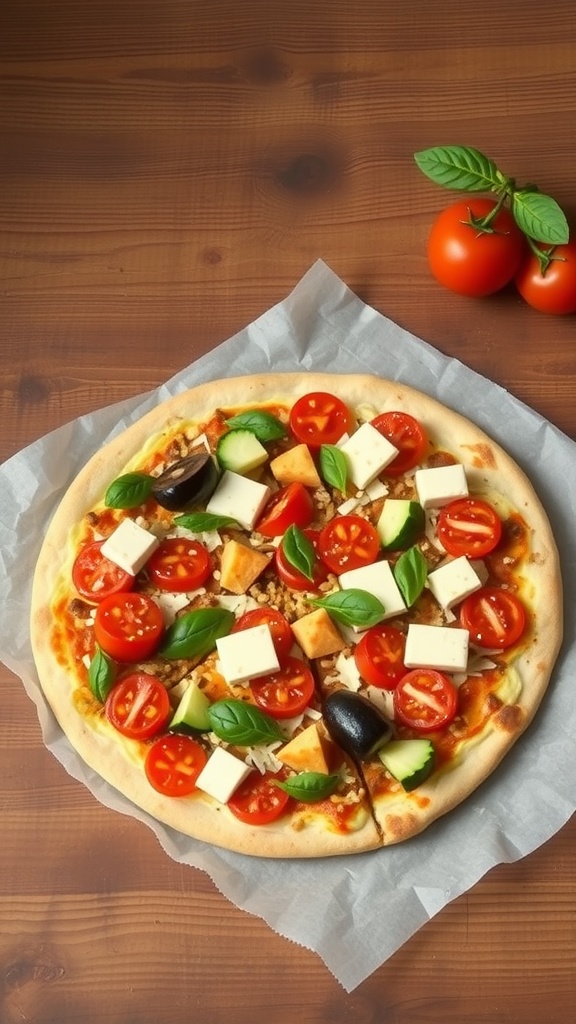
[1,259,575,991]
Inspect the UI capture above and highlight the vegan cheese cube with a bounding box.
[427,555,483,610]
[414,463,468,509]
[338,560,407,625]
[206,470,272,530]
[100,518,159,575]
[339,422,398,489]
[215,623,280,684]
[404,623,469,673]
[195,747,253,804]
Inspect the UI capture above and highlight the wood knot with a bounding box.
[276,153,336,194]
[17,374,50,404]
[242,47,292,85]
[3,946,65,990]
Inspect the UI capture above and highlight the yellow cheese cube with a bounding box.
[290,607,346,659]
[270,444,322,488]
[219,539,270,595]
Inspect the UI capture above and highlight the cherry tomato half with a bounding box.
[232,607,293,661]
[105,672,171,740]
[354,624,407,690]
[427,198,524,298]
[249,656,315,719]
[72,539,134,603]
[371,411,428,475]
[318,514,380,574]
[436,498,502,558]
[227,770,291,825]
[274,528,331,592]
[256,482,314,538]
[289,391,352,447]
[515,240,576,315]
[144,733,208,797]
[394,669,458,733]
[94,591,164,662]
[147,537,211,592]
[460,586,526,649]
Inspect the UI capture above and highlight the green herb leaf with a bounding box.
[281,524,315,582]
[276,771,341,803]
[88,646,116,703]
[414,145,500,193]
[512,190,569,245]
[393,546,428,608]
[160,607,234,660]
[173,511,240,533]
[225,410,286,442]
[313,588,385,628]
[104,472,154,509]
[207,699,283,745]
[319,444,348,493]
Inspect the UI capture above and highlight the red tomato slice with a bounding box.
[371,411,427,475]
[72,539,134,603]
[232,607,293,660]
[394,669,458,733]
[274,528,330,592]
[94,592,164,662]
[227,770,291,825]
[105,672,170,740]
[249,656,315,719]
[147,537,211,592]
[437,498,502,558]
[144,733,208,797]
[289,392,352,447]
[354,624,407,689]
[318,514,380,574]
[460,586,526,649]
[256,482,314,537]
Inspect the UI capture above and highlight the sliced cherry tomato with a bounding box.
[94,591,164,662]
[249,656,315,719]
[318,514,380,574]
[144,733,208,797]
[256,482,314,538]
[289,391,352,447]
[105,672,170,740]
[354,624,407,690]
[274,528,330,592]
[515,240,576,315]
[394,669,458,733]
[371,411,428,475]
[460,586,526,649]
[147,537,211,592]
[232,607,293,660]
[227,770,291,825]
[72,539,134,603]
[437,498,502,558]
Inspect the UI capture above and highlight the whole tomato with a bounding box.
[427,198,525,298]
[514,240,576,315]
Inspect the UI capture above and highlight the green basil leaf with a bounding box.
[393,546,428,608]
[207,699,283,745]
[104,472,154,509]
[281,524,315,581]
[225,410,286,442]
[160,607,234,660]
[173,511,240,532]
[319,444,348,493]
[276,771,341,803]
[313,588,385,628]
[512,190,569,244]
[88,646,116,703]
[414,145,500,193]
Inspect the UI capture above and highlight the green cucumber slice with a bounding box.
[169,681,212,734]
[377,499,425,550]
[377,738,435,791]
[216,429,268,474]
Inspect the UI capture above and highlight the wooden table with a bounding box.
[2,1,575,1020]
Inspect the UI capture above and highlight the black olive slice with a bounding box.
[152,452,220,511]
[322,690,393,761]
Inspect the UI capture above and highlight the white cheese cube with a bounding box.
[339,422,398,489]
[215,624,280,684]
[206,470,272,531]
[404,623,469,673]
[427,555,483,610]
[100,518,160,575]
[338,560,407,627]
[414,463,468,509]
[196,747,253,804]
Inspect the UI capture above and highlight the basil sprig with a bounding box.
[319,444,348,493]
[104,472,154,509]
[281,524,315,582]
[313,588,385,629]
[276,771,341,803]
[174,511,240,533]
[393,546,428,608]
[160,607,234,660]
[414,144,569,246]
[225,410,286,442]
[88,646,116,703]
[207,699,282,745]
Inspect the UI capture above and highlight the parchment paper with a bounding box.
[1,260,575,991]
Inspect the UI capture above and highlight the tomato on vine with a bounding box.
[515,240,576,315]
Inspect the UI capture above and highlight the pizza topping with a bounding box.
[249,657,316,719]
[88,646,117,702]
[371,410,428,476]
[270,443,322,488]
[207,698,283,746]
[393,546,428,607]
[147,537,212,592]
[377,499,425,551]
[339,422,399,489]
[426,554,483,610]
[437,497,503,558]
[215,623,280,684]
[353,623,407,690]
[313,588,386,630]
[224,409,287,442]
[195,745,253,803]
[216,428,268,474]
[105,672,171,740]
[276,721,331,774]
[159,606,234,661]
[144,733,208,797]
[72,540,135,603]
[377,738,435,790]
[460,587,526,649]
[289,391,353,447]
[318,515,380,574]
[100,518,160,576]
[318,444,348,493]
[323,690,394,760]
[219,538,271,595]
[105,471,155,510]
[336,563,406,624]
[276,771,341,803]
[232,607,293,660]
[404,622,469,673]
[94,591,164,662]
[393,670,458,733]
[290,607,346,659]
[168,680,212,734]
[414,462,469,509]
[227,770,291,825]
[206,470,272,530]
[151,451,220,511]
[255,482,314,537]
[279,524,315,582]
[274,528,331,592]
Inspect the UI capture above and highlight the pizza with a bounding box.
[30,372,563,858]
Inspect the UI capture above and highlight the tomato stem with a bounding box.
[525,236,564,276]
[461,189,510,235]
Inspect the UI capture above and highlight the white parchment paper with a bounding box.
[2,260,575,991]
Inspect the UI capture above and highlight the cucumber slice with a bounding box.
[216,429,268,474]
[169,681,212,734]
[377,738,435,791]
[377,499,425,550]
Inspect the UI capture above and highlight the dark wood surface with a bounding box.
[1,2,575,1021]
